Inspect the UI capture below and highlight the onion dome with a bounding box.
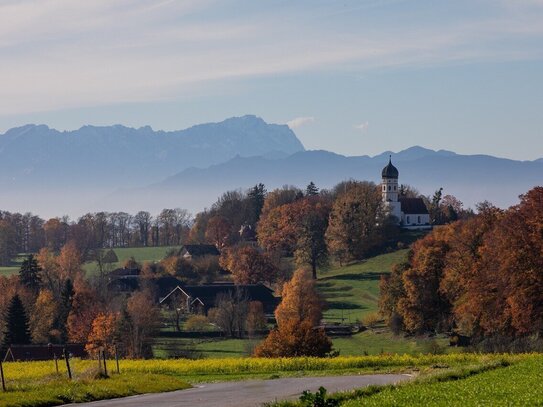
[382,156,399,178]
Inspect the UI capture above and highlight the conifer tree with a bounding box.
[305,181,319,196]
[19,254,42,292]
[57,279,75,342]
[2,295,32,348]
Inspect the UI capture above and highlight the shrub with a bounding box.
[184,315,209,332]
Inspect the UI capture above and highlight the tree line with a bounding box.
[380,187,543,350]
[0,209,191,265]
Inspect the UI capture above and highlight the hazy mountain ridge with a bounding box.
[0,115,304,187]
[105,146,542,215]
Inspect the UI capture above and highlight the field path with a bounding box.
[65,374,410,407]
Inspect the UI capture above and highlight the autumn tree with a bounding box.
[208,290,249,338]
[125,291,161,358]
[326,181,389,263]
[246,301,267,336]
[30,290,59,343]
[0,220,17,266]
[86,312,119,357]
[396,231,452,334]
[258,197,330,278]
[67,286,102,342]
[205,215,232,248]
[261,186,303,216]
[219,245,279,284]
[254,269,332,357]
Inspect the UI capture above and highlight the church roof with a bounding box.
[382,157,399,178]
[399,197,429,215]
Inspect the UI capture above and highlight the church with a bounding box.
[381,158,431,229]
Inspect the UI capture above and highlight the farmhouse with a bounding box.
[159,283,279,315]
[180,244,220,260]
[381,157,431,229]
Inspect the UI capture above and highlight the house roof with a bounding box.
[183,284,276,304]
[182,244,220,257]
[160,283,278,309]
[109,267,140,278]
[399,197,429,215]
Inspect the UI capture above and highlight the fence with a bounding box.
[0,346,121,392]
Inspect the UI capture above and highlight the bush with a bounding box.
[299,387,339,407]
[184,315,209,331]
[363,312,381,329]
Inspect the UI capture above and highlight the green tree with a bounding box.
[19,254,42,292]
[247,183,267,226]
[56,279,75,342]
[306,181,319,196]
[2,295,31,348]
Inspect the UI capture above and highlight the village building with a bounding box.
[381,157,431,229]
[159,283,279,316]
[180,244,220,260]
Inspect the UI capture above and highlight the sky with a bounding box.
[0,0,542,160]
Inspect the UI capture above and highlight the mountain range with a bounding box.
[0,116,540,218]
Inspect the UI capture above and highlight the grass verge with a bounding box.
[0,372,190,407]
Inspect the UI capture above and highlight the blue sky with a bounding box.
[1,0,542,159]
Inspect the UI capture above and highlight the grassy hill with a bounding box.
[0,254,27,277]
[1,247,180,277]
[83,246,181,275]
[318,250,408,323]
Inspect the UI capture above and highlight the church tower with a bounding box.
[381,156,402,221]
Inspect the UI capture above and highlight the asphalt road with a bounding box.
[66,374,411,407]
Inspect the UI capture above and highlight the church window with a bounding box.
[394,186,397,191]
[418,216,421,224]
[388,185,391,191]
[406,216,410,224]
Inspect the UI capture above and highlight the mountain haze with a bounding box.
[0,115,304,187]
[106,146,542,215]
[0,114,540,218]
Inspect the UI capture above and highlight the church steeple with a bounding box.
[382,156,399,203]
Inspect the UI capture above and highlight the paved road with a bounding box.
[66,374,411,407]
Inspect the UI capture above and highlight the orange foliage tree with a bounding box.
[85,312,119,357]
[219,245,279,284]
[254,269,332,357]
[380,187,543,341]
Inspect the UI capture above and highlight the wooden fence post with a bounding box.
[114,345,120,374]
[0,359,6,391]
[54,354,59,374]
[102,350,108,377]
[63,348,72,380]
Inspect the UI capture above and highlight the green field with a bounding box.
[0,354,536,407]
[151,248,453,359]
[0,255,28,277]
[83,246,181,274]
[318,250,408,323]
[1,247,180,277]
[340,356,543,406]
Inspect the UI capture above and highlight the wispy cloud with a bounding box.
[1,0,542,115]
[354,122,369,132]
[287,117,315,129]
